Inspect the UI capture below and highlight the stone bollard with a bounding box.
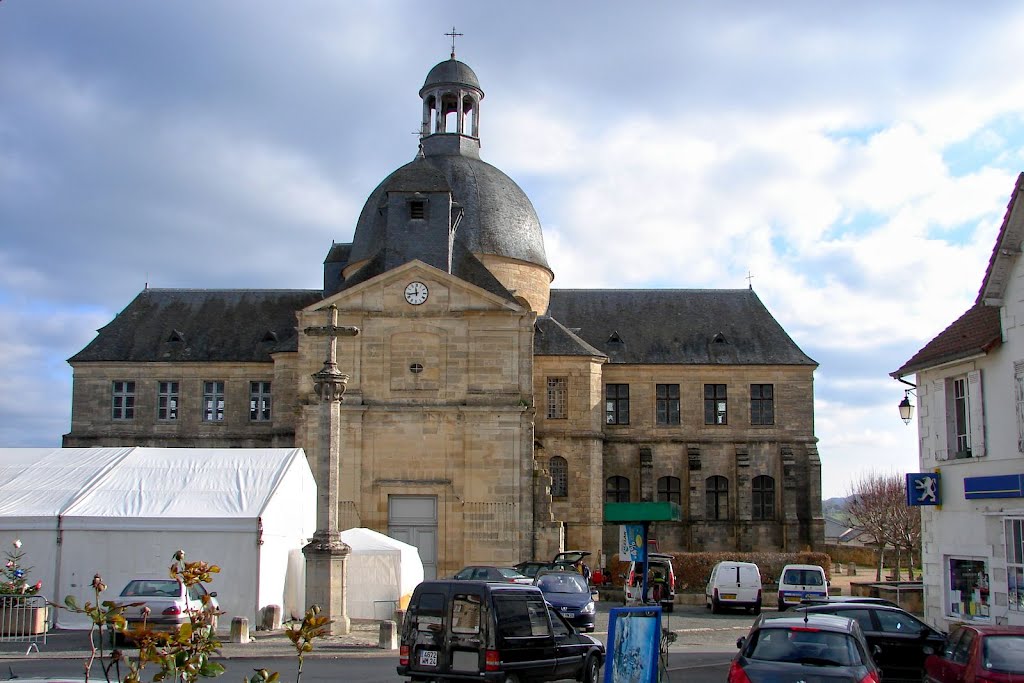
[261,604,283,631]
[847,562,857,577]
[393,608,406,633]
[378,620,398,650]
[230,616,250,644]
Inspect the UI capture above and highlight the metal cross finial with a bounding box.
[445,26,463,59]
[746,270,754,289]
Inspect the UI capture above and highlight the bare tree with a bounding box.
[846,472,905,581]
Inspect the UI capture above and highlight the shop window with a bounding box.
[946,557,990,619]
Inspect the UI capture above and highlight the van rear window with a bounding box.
[451,594,481,634]
[494,596,551,638]
[783,569,824,586]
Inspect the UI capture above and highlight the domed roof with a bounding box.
[348,154,549,271]
[420,58,482,95]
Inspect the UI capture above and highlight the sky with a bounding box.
[3,2,1024,500]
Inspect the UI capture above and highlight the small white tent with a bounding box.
[340,527,423,620]
[0,448,316,629]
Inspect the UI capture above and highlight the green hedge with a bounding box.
[608,551,832,592]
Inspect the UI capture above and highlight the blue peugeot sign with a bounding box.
[906,473,940,506]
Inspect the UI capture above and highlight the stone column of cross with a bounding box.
[302,304,359,635]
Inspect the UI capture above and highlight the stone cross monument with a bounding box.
[302,304,359,635]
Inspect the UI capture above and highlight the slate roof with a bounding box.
[890,303,1002,378]
[546,289,815,365]
[69,289,323,363]
[533,316,606,357]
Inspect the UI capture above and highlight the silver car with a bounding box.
[117,578,219,637]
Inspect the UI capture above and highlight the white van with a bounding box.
[776,563,829,611]
[705,561,762,614]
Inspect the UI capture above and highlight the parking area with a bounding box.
[590,600,760,652]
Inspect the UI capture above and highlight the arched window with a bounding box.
[657,476,681,505]
[550,456,568,498]
[705,476,729,520]
[605,476,630,503]
[752,475,775,520]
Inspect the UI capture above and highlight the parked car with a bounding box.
[451,565,532,584]
[397,580,604,682]
[795,602,945,682]
[706,560,762,614]
[533,570,597,633]
[514,560,556,579]
[729,613,881,683]
[117,578,219,639]
[623,552,676,612]
[924,624,1024,683]
[776,563,829,611]
[799,596,898,608]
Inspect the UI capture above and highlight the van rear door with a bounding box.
[493,592,557,680]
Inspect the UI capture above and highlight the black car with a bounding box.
[533,570,598,632]
[795,602,945,682]
[730,613,881,683]
[398,580,604,682]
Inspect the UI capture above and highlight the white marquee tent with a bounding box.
[339,527,423,620]
[0,447,316,629]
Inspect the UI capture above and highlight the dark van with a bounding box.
[397,580,604,682]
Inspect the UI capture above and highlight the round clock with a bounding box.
[404,281,429,305]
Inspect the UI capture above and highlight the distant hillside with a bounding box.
[823,496,852,524]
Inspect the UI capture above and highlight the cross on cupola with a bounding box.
[445,25,463,59]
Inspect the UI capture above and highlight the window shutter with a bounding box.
[968,370,985,457]
[933,379,948,461]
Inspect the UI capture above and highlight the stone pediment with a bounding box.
[305,260,524,316]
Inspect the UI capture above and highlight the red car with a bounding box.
[924,624,1024,683]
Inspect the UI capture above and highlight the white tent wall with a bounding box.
[340,528,424,620]
[0,528,58,609]
[255,450,316,622]
[54,528,259,629]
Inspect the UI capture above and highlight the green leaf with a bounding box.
[198,661,225,677]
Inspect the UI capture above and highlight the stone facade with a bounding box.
[64,54,824,580]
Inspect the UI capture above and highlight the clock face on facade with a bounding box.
[404,281,429,305]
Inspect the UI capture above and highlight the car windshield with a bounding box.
[749,627,861,666]
[120,579,181,597]
[537,573,588,593]
[784,569,824,586]
[983,635,1024,673]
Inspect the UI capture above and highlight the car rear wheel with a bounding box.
[582,655,601,683]
[751,600,761,615]
[503,675,521,683]
[711,596,721,614]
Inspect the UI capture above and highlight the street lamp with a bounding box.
[898,390,914,425]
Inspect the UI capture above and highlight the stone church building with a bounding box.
[64,54,824,579]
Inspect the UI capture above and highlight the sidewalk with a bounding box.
[0,620,390,661]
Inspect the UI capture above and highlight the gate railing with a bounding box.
[0,595,50,649]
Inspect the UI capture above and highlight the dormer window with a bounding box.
[410,200,426,220]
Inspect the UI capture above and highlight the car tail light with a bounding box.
[399,645,409,666]
[858,670,880,683]
[162,606,182,616]
[789,626,820,632]
[727,661,752,683]
[485,650,500,672]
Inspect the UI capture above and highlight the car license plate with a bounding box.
[562,611,575,618]
[721,594,737,600]
[785,596,801,603]
[419,650,438,667]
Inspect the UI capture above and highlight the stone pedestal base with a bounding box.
[303,534,351,635]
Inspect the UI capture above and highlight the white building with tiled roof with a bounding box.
[893,172,1024,629]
